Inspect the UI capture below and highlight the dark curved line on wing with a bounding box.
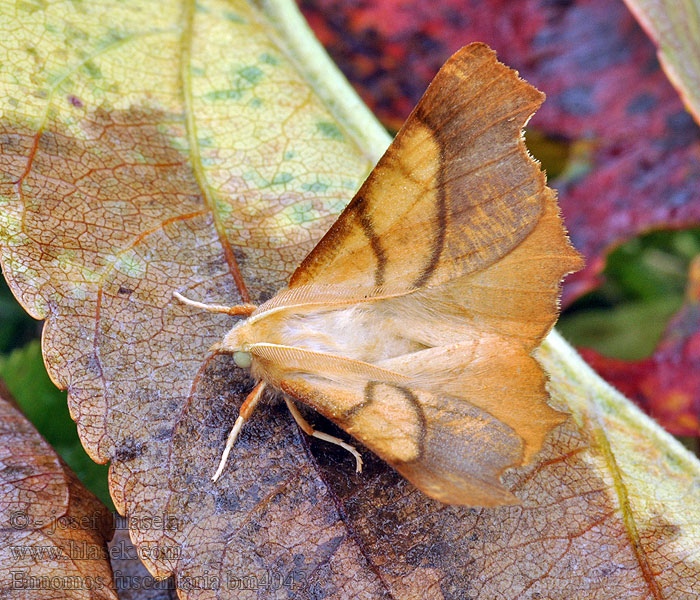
[393,385,427,461]
[346,381,427,461]
[355,196,387,286]
[412,122,447,289]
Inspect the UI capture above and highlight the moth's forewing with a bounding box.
[290,43,565,295]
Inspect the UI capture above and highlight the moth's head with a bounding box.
[215,320,253,369]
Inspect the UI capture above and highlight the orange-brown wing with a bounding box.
[290,43,550,295]
[280,375,524,507]
[262,43,581,505]
[394,192,583,351]
[278,334,563,506]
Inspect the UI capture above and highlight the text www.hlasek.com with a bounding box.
[9,539,180,562]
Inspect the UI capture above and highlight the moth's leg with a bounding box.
[284,397,363,473]
[212,381,266,482]
[173,291,257,316]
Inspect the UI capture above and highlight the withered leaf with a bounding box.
[108,516,177,600]
[0,380,116,599]
[1,1,700,599]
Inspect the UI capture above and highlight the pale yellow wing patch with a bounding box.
[345,382,425,463]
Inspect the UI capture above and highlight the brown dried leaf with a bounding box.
[0,379,116,599]
[108,516,177,600]
[2,1,700,598]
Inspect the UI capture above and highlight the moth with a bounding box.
[175,43,583,506]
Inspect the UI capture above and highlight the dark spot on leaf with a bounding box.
[238,65,263,84]
[408,30,443,54]
[153,427,174,441]
[316,121,344,140]
[662,111,700,150]
[215,491,241,513]
[1,465,31,478]
[18,1,44,14]
[667,188,692,208]
[205,399,236,429]
[576,23,630,71]
[604,565,622,578]
[271,172,293,185]
[85,353,103,377]
[532,28,557,49]
[115,437,146,462]
[0,131,33,156]
[224,11,246,23]
[68,95,83,108]
[314,534,344,559]
[259,52,279,65]
[404,542,431,566]
[82,60,102,79]
[301,181,329,192]
[232,247,248,265]
[606,143,624,158]
[668,111,696,133]
[292,553,307,569]
[255,286,279,304]
[204,89,242,101]
[36,129,60,153]
[643,54,661,75]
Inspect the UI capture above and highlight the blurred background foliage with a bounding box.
[525,131,700,360]
[558,228,700,360]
